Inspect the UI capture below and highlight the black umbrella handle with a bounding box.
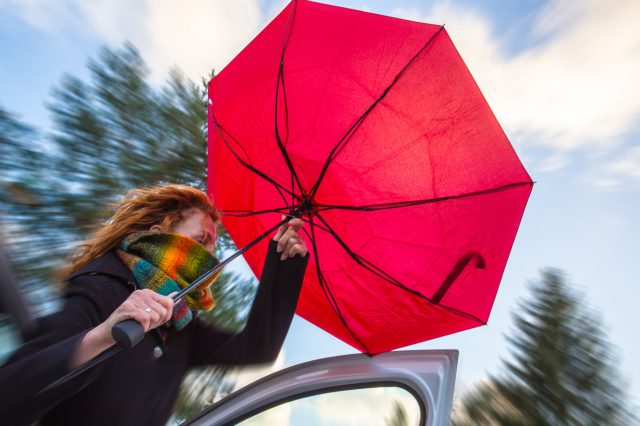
[111,319,145,349]
[111,216,290,348]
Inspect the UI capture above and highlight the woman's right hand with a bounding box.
[72,290,175,368]
[101,289,175,343]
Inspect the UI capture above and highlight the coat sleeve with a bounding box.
[188,240,308,366]
[0,275,125,424]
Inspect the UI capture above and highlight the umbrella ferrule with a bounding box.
[289,199,313,218]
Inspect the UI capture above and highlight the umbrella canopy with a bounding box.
[208,0,532,355]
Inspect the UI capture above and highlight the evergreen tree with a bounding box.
[386,400,409,426]
[173,270,259,421]
[453,380,528,426]
[47,43,208,237]
[453,269,636,425]
[2,44,239,301]
[2,44,254,418]
[0,107,59,309]
[2,44,214,309]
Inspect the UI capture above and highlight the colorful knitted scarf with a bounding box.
[117,232,221,330]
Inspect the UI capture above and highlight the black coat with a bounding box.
[0,240,308,425]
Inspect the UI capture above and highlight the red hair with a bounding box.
[62,184,218,278]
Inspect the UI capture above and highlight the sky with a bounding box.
[1,0,639,417]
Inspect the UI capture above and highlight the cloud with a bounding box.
[604,147,640,182]
[0,0,77,31]
[393,0,640,184]
[144,0,264,80]
[232,349,286,390]
[587,146,640,189]
[307,386,420,426]
[4,0,638,185]
[0,0,265,82]
[239,403,291,426]
[227,351,291,425]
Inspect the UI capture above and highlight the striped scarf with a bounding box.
[117,232,221,330]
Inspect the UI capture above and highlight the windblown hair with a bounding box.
[62,184,218,278]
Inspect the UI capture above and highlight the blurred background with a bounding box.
[1,0,638,424]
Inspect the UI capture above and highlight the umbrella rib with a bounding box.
[219,206,293,217]
[298,216,332,234]
[275,185,290,207]
[313,212,427,297]
[307,25,446,201]
[220,205,327,218]
[312,212,486,325]
[313,181,533,212]
[274,0,307,201]
[213,118,301,202]
[308,215,371,354]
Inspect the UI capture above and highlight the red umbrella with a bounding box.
[208,0,532,355]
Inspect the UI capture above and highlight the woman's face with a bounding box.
[168,208,217,252]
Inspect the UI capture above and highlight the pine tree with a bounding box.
[2,44,254,418]
[0,107,60,308]
[386,400,409,426]
[453,380,528,426]
[47,43,209,237]
[2,45,213,309]
[453,269,636,425]
[2,44,239,301]
[173,269,259,421]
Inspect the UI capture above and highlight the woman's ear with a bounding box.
[149,224,163,232]
[149,214,178,233]
[149,213,180,232]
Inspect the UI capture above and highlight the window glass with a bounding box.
[237,385,420,426]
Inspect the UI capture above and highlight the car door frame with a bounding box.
[185,349,458,426]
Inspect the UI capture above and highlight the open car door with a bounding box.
[185,350,458,426]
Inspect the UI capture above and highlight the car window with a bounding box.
[236,385,421,426]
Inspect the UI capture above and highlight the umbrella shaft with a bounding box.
[173,216,290,301]
[38,345,122,395]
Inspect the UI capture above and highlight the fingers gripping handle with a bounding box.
[111,319,145,349]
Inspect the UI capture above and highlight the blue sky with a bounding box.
[1,0,639,411]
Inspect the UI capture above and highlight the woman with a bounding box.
[0,184,309,425]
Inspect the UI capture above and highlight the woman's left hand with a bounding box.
[273,217,308,261]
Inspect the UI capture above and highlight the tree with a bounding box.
[2,44,213,311]
[2,44,253,418]
[47,43,208,235]
[173,270,259,421]
[453,269,636,426]
[386,400,409,426]
[452,380,528,426]
[0,107,60,311]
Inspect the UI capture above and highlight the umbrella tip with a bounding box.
[288,199,313,218]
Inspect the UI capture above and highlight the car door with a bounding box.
[185,349,458,426]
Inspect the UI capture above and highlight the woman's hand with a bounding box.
[273,217,308,261]
[102,289,175,338]
[72,290,175,368]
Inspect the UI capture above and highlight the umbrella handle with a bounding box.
[111,319,145,349]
